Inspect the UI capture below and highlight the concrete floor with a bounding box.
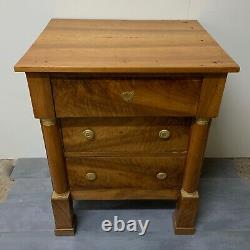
[0,158,250,250]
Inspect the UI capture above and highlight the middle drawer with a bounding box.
[61,117,191,154]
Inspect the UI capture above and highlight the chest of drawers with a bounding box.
[15,19,239,235]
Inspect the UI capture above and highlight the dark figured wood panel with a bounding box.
[15,19,239,73]
[66,156,185,190]
[52,78,202,117]
[61,117,191,154]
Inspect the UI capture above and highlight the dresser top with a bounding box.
[15,19,239,74]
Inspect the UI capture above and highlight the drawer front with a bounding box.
[66,156,185,190]
[52,77,202,117]
[61,117,191,154]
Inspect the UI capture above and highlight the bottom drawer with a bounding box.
[66,156,185,190]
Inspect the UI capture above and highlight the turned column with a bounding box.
[26,73,75,236]
[182,118,210,193]
[40,119,68,193]
[173,118,210,234]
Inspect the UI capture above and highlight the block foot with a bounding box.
[51,191,76,236]
[172,213,195,235]
[54,215,76,236]
[173,189,199,235]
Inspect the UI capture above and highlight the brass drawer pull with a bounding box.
[83,129,95,140]
[159,129,170,139]
[85,172,96,181]
[156,172,167,180]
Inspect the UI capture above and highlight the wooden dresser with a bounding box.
[15,19,239,235]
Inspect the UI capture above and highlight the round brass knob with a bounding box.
[83,129,95,140]
[85,172,96,181]
[156,172,167,180]
[159,129,170,139]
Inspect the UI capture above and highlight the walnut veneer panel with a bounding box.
[61,117,191,153]
[66,156,185,190]
[52,78,202,117]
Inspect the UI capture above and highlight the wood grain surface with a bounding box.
[71,188,179,200]
[51,191,75,236]
[197,74,227,117]
[14,19,239,73]
[61,117,191,153]
[26,73,55,118]
[173,190,199,234]
[52,77,202,117]
[182,120,210,193]
[40,120,69,194]
[66,156,185,190]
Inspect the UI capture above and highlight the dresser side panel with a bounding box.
[197,74,227,118]
[26,72,55,118]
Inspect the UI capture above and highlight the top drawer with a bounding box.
[52,77,202,117]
